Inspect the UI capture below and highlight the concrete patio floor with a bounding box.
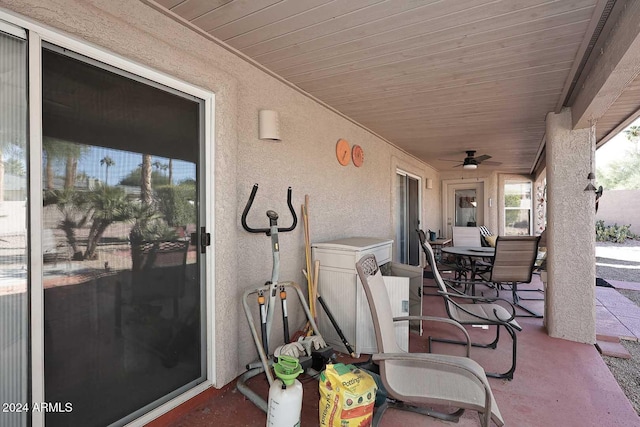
[154,273,640,427]
[596,281,640,342]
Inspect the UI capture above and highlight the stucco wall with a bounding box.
[0,0,441,386]
[596,189,640,235]
[545,108,595,344]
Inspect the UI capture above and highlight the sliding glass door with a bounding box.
[395,171,421,265]
[0,26,29,427]
[0,17,212,427]
[40,46,206,426]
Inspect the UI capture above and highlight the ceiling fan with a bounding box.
[440,150,502,169]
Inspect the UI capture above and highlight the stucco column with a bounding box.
[545,107,595,344]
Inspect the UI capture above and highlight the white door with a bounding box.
[444,182,484,239]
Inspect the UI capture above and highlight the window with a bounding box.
[0,25,29,427]
[504,181,532,235]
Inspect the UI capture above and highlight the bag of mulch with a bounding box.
[319,363,377,427]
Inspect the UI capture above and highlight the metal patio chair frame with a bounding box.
[355,254,504,427]
[481,235,543,318]
[422,240,522,380]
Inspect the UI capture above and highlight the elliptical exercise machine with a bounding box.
[237,184,332,412]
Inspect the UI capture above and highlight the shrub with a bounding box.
[596,220,636,243]
[155,184,196,227]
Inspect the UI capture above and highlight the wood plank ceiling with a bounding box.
[155,0,607,174]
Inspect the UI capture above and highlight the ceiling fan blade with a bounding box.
[475,154,492,162]
[438,158,464,162]
[481,160,502,166]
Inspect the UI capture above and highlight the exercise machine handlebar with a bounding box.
[241,184,297,235]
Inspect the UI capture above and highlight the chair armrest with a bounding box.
[393,316,471,357]
[393,315,471,355]
[439,278,473,295]
[438,288,501,303]
[438,291,518,324]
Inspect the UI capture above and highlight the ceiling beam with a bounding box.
[554,0,612,113]
[571,0,640,129]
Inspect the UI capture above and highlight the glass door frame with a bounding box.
[395,169,422,265]
[442,178,486,239]
[0,9,217,426]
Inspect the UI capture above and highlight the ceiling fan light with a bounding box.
[463,163,477,170]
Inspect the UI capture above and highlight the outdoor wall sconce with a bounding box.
[259,110,281,141]
[585,127,596,191]
[584,172,597,192]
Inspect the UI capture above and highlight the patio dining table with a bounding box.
[441,246,495,294]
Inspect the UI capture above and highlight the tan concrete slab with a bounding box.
[596,334,621,343]
[596,340,632,359]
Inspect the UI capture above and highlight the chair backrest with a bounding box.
[355,254,403,354]
[452,226,481,247]
[489,236,541,283]
[416,229,428,266]
[418,239,457,315]
[131,240,190,301]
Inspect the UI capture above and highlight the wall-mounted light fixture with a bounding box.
[259,110,281,141]
[584,120,596,191]
[426,178,433,189]
[584,172,597,192]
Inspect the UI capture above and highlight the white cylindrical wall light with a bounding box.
[426,178,433,189]
[259,110,281,141]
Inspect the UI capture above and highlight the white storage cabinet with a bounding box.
[386,263,424,335]
[312,237,409,356]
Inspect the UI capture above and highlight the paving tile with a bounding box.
[600,297,638,311]
[609,305,640,320]
[609,280,640,291]
[595,334,620,343]
[595,287,620,297]
[614,315,640,340]
[596,288,634,304]
[595,307,634,338]
[596,340,632,359]
[595,305,617,319]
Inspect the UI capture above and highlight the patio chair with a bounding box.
[130,239,190,320]
[451,226,492,279]
[115,239,192,367]
[421,240,522,380]
[417,229,467,282]
[355,254,504,427]
[452,226,482,247]
[480,236,542,318]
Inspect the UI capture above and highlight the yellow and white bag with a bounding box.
[319,363,377,427]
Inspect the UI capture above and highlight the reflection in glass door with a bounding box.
[41,45,205,426]
[0,27,28,427]
[455,189,477,227]
[395,171,421,265]
[445,182,484,237]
